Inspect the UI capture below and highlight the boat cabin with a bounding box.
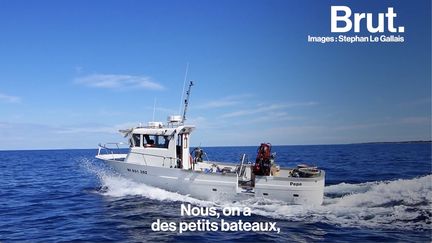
[125,121,195,170]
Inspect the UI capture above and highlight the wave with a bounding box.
[243,175,432,231]
[80,158,212,206]
[80,158,431,231]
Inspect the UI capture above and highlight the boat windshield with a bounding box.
[143,134,170,148]
[132,134,141,147]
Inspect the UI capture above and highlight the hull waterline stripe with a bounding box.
[185,178,235,184]
[159,176,178,179]
[158,176,234,184]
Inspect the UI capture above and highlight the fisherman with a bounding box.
[193,147,204,162]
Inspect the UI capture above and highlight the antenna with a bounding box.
[181,81,194,124]
[179,62,190,114]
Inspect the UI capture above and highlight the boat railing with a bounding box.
[97,142,128,159]
[238,154,248,177]
[236,154,248,192]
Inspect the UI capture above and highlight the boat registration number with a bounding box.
[127,168,147,174]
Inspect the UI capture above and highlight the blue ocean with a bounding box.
[1,143,431,242]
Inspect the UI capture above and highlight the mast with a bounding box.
[181,81,194,124]
[179,63,190,114]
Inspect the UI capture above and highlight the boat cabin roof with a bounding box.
[132,125,195,136]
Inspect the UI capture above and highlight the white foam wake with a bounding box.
[81,158,431,230]
[325,175,431,207]
[80,158,212,206]
[239,175,432,231]
[99,174,212,206]
[325,175,431,229]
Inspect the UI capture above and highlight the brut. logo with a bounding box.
[331,6,405,33]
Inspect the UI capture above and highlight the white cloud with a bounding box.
[221,102,317,118]
[75,66,84,74]
[0,93,21,103]
[332,116,431,131]
[245,113,301,124]
[55,122,140,135]
[399,116,431,125]
[400,97,431,107]
[75,74,164,90]
[196,94,254,109]
[333,122,387,131]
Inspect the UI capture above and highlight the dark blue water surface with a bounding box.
[0,143,431,242]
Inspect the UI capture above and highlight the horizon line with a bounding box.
[0,140,430,152]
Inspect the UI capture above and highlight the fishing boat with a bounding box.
[96,82,325,205]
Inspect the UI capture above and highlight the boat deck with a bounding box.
[95,154,323,180]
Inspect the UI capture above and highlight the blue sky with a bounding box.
[0,0,430,150]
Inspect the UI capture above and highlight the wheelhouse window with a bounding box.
[143,135,169,148]
[132,134,141,147]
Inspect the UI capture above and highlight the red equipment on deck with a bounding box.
[253,143,272,176]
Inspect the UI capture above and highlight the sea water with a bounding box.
[0,143,430,242]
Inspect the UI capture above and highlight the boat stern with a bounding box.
[254,170,325,206]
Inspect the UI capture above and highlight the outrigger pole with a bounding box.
[181,81,194,124]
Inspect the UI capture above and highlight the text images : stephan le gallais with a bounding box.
[308,35,404,44]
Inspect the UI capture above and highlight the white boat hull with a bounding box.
[99,156,325,205]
